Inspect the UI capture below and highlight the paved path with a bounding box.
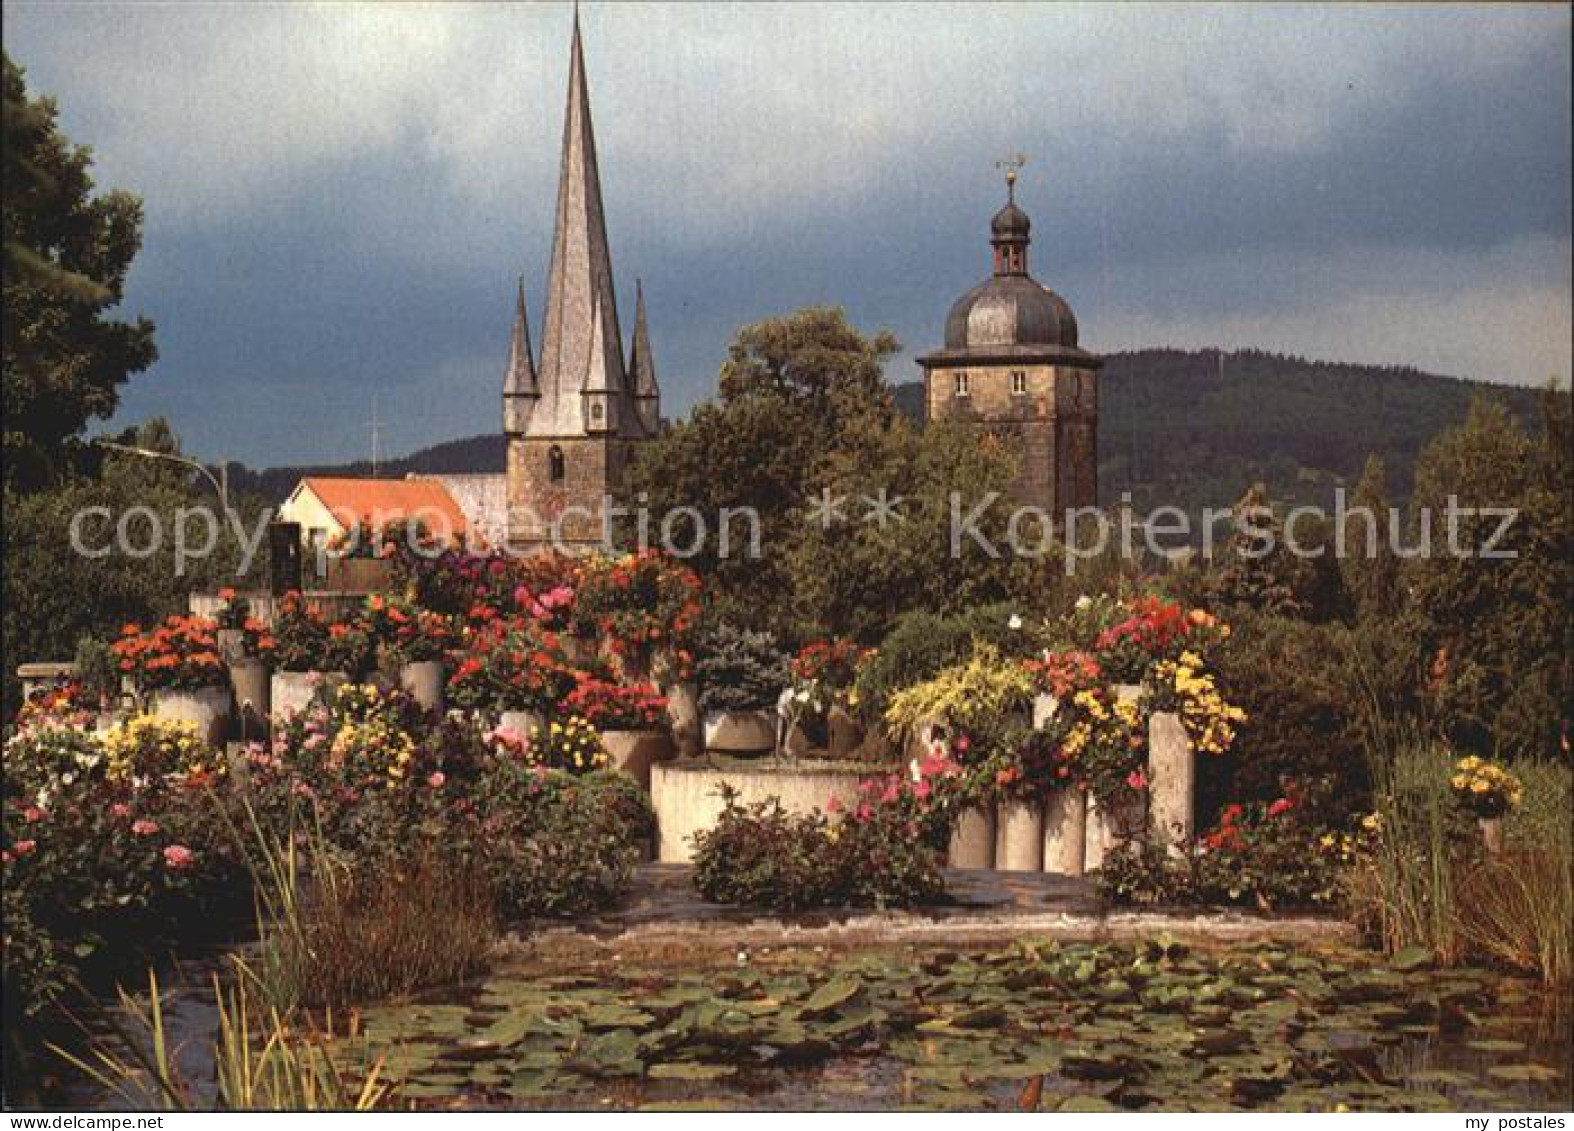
[515,864,1356,964]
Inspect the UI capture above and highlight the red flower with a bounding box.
[132,819,160,836]
[162,844,196,869]
[1268,797,1294,817]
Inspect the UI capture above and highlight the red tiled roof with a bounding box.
[299,477,469,541]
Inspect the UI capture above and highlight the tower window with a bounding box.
[591,402,604,422]
[548,445,565,483]
[1011,370,1028,395]
[954,372,970,397]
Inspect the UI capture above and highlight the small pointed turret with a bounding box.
[628,279,660,436]
[580,289,620,434]
[503,279,539,437]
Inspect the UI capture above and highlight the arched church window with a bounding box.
[954,372,970,397]
[548,445,565,483]
[591,402,604,423]
[1011,370,1028,395]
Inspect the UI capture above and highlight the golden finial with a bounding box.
[996,152,1027,202]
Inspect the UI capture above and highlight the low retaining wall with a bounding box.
[651,758,881,864]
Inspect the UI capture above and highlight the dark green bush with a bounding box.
[853,602,1025,723]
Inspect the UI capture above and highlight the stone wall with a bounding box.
[506,435,634,548]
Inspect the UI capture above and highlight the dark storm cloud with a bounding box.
[3,2,1568,467]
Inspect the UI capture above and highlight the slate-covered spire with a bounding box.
[628,279,661,436]
[503,279,538,437]
[531,7,626,437]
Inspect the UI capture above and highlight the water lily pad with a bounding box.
[647,1062,737,1080]
[1388,947,1432,972]
[1488,1064,1563,1082]
[801,975,863,1017]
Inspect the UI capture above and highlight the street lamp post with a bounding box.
[95,440,230,516]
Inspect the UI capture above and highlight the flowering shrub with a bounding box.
[360,594,456,665]
[694,624,788,714]
[101,715,225,781]
[1057,594,1227,684]
[526,715,609,774]
[692,768,948,911]
[1450,755,1523,818]
[447,623,582,713]
[562,678,667,730]
[325,684,422,788]
[2,720,246,1020]
[1100,797,1348,910]
[883,641,1033,741]
[1150,650,1247,757]
[788,638,870,725]
[14,682,96,730]
[111,616,225,691]
[574,551,703,667]
[270,591,329,671]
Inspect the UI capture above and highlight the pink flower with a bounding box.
[1268,797,1294,817]
[132,819,160,836]
[13,839,36,856]
[1126,770,1148,791]
[427,771,446,789]
[825,795,842,814]
[162,844,195,869]
[22,806,44,823]
[109,803,132,819]
[914,779,932,801]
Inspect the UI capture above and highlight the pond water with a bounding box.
[72,936,1571,1111]
[342,938,1571,1112]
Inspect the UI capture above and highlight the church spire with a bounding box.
[628,278,660,435]
[532,6,626,437]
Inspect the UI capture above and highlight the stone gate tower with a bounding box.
[917,171,1099,516]
[505,13,659,549]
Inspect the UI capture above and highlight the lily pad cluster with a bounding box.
[350,938,1569,1111]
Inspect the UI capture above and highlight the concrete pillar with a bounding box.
[995,799,1045,871]
[947,805,996,869]
[1042,788,1087,875]
[1147,710,1194,856]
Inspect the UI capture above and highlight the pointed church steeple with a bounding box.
[531,7,626,437]
[628,279,660,435]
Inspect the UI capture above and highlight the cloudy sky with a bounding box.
[5,2,1570,467]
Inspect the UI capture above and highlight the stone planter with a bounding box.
[229,659,270,735]
[1479,816,1505,856]
[1043,788,1087,875]
[216,627,247,666]
[947,805,997,869]
[601,729,673,791]
[399,660,445,712]
[995,799,1045,872]
[498,709,546,738]
[270,670,347,721]
[1086,795,1144,871]
[152,685,230,746]
[664,681,702,758]
[702,709,777,756]
[826,705,864,759]
[651,759,872,863]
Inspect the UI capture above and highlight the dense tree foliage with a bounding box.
[2,54,157,491]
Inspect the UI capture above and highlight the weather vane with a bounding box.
[996,152,1028,201]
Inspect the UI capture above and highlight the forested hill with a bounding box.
[233,348,1547,511]
[899,348,1545,511]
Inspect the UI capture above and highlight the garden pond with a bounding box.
[104,935,1572,1112]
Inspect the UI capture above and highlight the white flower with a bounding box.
[908,757,923,783]
[794,688,811,703]
[1075,595,1093,610]
[60,771,75,785]
[1008,614,1023,630]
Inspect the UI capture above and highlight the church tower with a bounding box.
[917,169,1099,516]
[505,12,660,549]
